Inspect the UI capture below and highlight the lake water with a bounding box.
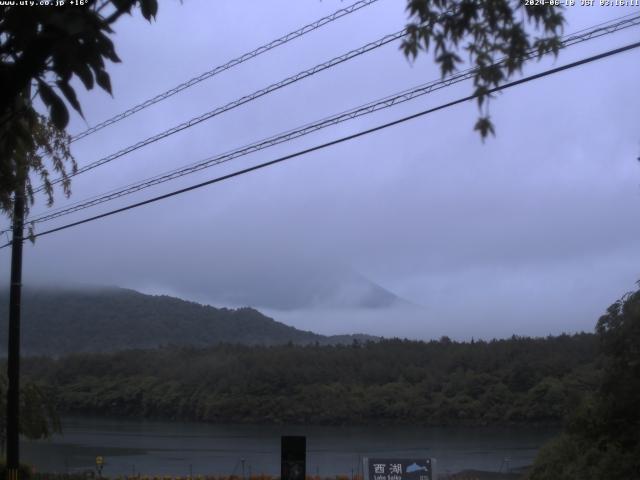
[21,416,557,477]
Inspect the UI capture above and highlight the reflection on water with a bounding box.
[22,416,557,476]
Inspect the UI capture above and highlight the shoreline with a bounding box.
[55,412,563,430]
[19,471,531,480]
[440,468,529,479]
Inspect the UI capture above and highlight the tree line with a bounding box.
[16,333,598,427]
[529,284,640,479]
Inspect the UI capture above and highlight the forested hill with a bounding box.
[21,334,599,426]
[0,287,377,355]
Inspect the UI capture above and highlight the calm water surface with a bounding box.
[22,416,557,477]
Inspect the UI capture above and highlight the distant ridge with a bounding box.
[174,263,415,311]
[0,287,379,356]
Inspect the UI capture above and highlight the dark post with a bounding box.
[6,186,24,480]
[281,436,306,480]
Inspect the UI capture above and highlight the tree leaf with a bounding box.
[140,0,158,20]
[473,116,495,141]
[56,81,84,118]
[96,32,121,63]
[37,80,69,130]
[72,61,94,90]
[95,69,113,95]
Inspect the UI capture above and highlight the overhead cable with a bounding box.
[2,40,635,249]
[23,13,640,227]
[37,26,409,193]
[70,0,381,142]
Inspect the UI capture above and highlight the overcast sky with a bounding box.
[2,0,639,340]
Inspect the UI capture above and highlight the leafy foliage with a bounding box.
[0,0,158,214]
[529,283,640,479]
[0,376,61,452]
[529,433,640,480]
[3,111,76,224]
[402,0,564,138]
[19,333,598,426]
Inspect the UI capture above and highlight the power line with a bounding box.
[6,13,639,233]
[22,13,640,228]
[70,0,381,143]
[3,40,636,249]
[37,26,409,193]
[26,76,477,225]
[36,12,640,197]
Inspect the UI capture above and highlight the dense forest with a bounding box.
[529,284,640,479]
[0,287,376,355]
[18,333,599,426]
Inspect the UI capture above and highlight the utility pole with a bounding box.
[6,182,25,480]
